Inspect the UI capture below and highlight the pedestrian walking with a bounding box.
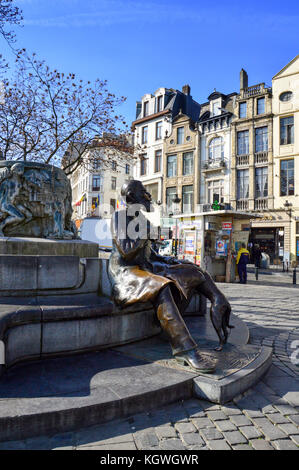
[236,243,250,284]
[253,243,262,268]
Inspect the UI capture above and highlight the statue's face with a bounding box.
[127,181,152,212]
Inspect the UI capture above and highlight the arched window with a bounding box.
[208,137,224,162]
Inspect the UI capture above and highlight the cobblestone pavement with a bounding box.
[0,272,298,450]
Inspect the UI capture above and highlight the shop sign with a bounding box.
[222,222,232,231]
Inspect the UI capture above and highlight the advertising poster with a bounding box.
[216,239,227,257]
[185,233,195,255]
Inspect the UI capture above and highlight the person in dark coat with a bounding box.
[108,180,232,373]
[253,243,262,268]
[236,243,250,284]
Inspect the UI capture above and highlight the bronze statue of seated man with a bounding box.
[108,180,233,373]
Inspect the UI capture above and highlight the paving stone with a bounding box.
[180,432,205,447]
[77,442,137,450]
[230,414,252,427]
[272,439,299,451]
[200,428,224,441]
[289,415,299,426]
[207,440,231,450]
[215,420,238,432]
[239,425,263,440]
[252,417,288,440]
[154,426,177,439]
[222,431,247,445]
[277,423,299,435]
[232,444,253,450]
[133,428,159,449]
[189,411,206,419]
[191,417,214,430]
[207,410,228,421]
[221,405,243,416]
[159,439,186,450]
[290,435,299,445]
[274,403,298,415]
[249,439,274,450]
[174,422,197,434]
[265,413,290,425]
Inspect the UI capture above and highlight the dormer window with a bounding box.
[143,101,149,117]
[212,102,219,116]
[157,95,163,112]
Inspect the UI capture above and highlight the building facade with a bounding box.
[272,55,299,264]
[68,137,133,226]
[131,86,201,205]
[163,112,199,216]
[229,70,278,261]
[198,90,237,209]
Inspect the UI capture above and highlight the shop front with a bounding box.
[249,227,284,265]
[176,209,261,282]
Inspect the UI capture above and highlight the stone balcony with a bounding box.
[254,151,268,165]
[254,197,268,211]
[236,154,249,167]
[240,83,271,98]
[202,159,226,172]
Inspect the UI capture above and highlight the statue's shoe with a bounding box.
[175,348,216,374]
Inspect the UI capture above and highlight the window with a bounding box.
[112,160,117,171]
[209,137,224,161]
[255,127,268,152]
[156,121,162,140]
[237,130,249,155]
[183,152,194,175]
[182,185,193,213]
[239,102,247,118]
[212,102,219,116]
[166,187,177,213]
[207,179,224,204]
[279,91,293,102]
[280,116,294,145]
[280,159,294,196]
[141,126,148,144]
[255,167,268,198]
[257,97,265,115]
[157,95,163,112]
[140,155,147,176]
[154,150,162,173]
[177,127,184,144]
[143,101,149,117]
[167,155,177,177]
[125,164,130,175]
[92,175,101,191]
[237,169,249,199]
[111,176,117,190]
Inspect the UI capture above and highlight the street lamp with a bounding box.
[173,194,181,257]
[283,200,293,272]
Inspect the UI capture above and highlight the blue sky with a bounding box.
[3,0,299,125]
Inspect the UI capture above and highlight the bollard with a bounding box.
[255,266,259,281]
[282,262,285,272]
[293,267,297,285]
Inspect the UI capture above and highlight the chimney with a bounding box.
[182,84,191,95]
[240,69,248,91]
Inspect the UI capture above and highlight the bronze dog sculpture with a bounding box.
[108,180,232,373]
